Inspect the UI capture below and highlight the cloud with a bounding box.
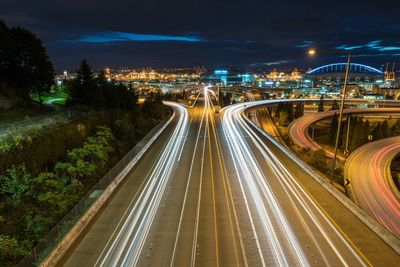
[378,46,400,51]
[295,40,314,48]
[335,39,400,52]
[366,40,382,48]
[61,31,205,43]
[249,60,290,66]
[346,53,400,58]
[336,44,364,50]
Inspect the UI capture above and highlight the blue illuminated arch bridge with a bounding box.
[306,63,383,75]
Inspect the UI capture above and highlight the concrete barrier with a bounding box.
[40,111,175,267]
[244,113,400,255]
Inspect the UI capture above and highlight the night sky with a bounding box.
[1,0,400,71]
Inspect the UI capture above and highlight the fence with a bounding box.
[18,119,168,266]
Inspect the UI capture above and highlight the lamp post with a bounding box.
[308,49,352,189]
[330,51,351,187]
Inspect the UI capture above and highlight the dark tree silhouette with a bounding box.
[0,21,54,103]
[318,94,324,112]
[382,119,391,138]
[294,103,304,119]
[372,122,383,141]
[286,102,294,123]
[329,113,338,145]
[67,60,97,106]
[330,99,339,111]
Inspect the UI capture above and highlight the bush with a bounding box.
[0,235,30,266]
[308,149,329,173]
[0,95,169,265]
[0,127,115,265]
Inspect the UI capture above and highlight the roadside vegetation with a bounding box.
[316,115,400,155]
[271,96,400,187]
[270,98,344,185]
[0,20,170,265]
[0,20,54,107]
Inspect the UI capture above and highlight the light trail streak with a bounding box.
[170,87,208,267]
[345,137,400,237]
[95,102,189,267]
[241,115,364,266]
[205,87,246,267]
[221,100,368,266]
[287,105,400,238]
[223,103,308,267]
[288,107,400,159]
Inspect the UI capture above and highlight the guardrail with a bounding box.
[18,117,171,266]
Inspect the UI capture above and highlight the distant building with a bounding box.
[305,63,384,88]
[201,69,254,86]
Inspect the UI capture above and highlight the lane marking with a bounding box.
[170,103,207,266]
[206,91,220,267]
[244,113,372,266]
[207,93,245,267]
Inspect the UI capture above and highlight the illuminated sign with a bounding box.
[214,70,228,75]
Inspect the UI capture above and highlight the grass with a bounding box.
[50,98,66,105]
[0,106,52,126]
[31,87,67,106]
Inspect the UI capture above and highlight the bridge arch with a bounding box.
[306,63,383,75]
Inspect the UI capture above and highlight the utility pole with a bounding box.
[330,52,351,191]
[344,115,351,156]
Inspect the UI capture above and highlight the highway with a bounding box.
[344,136,400,238]
[222,101,399,266]
[288,108,400,159]
[59,96,400,266]
[61,91,248,266]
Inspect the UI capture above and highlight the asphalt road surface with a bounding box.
[59,96,400,267]
[344,136,400,238]
[288,108,400,159]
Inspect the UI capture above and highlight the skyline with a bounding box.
[1,0,400,70]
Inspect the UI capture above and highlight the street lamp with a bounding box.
[308,49,316,56]
[308,49,352,189]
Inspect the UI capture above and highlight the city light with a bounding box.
[308,49,316,56]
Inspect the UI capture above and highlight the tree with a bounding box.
[0,20,12,92]
[294,103,304,119]
[0,235,29,266]
[350,118,367,152]
[286,102,294,123]
[279,111,289,126]
[340,116,350,149]
[222,93,231,107]
[30,172,65,212]
[1,165,31,206]
[330,99,339,111]
[363,119,370,138]
[382,119,391,138]
[372,122,383,141]
[308,149,328,173]
[142,93,166,119]
[274,102,283,121]
[318,94,324,112]
[391,119,400,136]
[328,113,338,145]
[67,60,98,106]
[0,22,54,103]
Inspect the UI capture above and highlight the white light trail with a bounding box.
[222,103,308,267]
[95,101,189,267]
[221,100,368,266]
